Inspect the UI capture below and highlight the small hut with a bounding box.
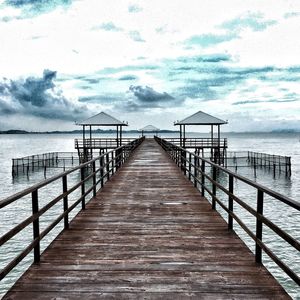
[75,112,128,162]
[139,125,160,137]
[174,110,227,164]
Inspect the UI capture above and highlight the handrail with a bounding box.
[74,138,134,148]
[155,136,300,286]
[162,138,227,150]
[0,136,145,281]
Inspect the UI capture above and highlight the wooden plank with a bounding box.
[3,139,290,299]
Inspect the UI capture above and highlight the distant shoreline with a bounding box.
[0,129,299,134]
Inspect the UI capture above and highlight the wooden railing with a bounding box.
[155,136,300,286]
[0,137,144,281]
[75,138,134,149]
[163,137,227,148]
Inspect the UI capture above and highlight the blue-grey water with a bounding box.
[0,132,299,299]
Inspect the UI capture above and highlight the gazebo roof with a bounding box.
[139,125,160,132]
[77,112,128,126]
[175,111,227,125]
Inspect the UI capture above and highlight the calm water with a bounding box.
[0,132,299,299]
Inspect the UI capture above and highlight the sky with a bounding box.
[0,0,300,132]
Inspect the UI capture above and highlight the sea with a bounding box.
[0,132,299,299]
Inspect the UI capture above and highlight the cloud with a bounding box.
[78,94,119,104]
[118,75,138,81]
[233,99,299,105]
[221,12,277,32]
[128,30,145,42]
[92,22,123,32]
[129,85,174,103]
[283,12,300,19]
[0,69,89,120]
[4,0,73,18]
[128,4,142,13]
[186,32,237,47]
[185,13,276,49]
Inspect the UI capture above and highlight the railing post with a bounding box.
[32,190,40,263]
[228,174,233,230]
[188,153,191,181]
[212,166,216,210]
[194,155,198,188]
[182,151,186,175]
[100,155,104,187]
[92,161,96,197]
[80,167,86,210]
[255,190,264,263]
[201,160,205,197]
[62,175,69,229]
[112,152,115,175]
[106,153,110,181]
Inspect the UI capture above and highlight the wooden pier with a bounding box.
[3,139,291,299]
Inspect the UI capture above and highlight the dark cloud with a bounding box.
[129,85,174,103]
[199,54,232,63]
[118,75,138,81]
[0,70,89,120]
[83,78,100,84]
[113,86,179,112]
[78,94,120,104]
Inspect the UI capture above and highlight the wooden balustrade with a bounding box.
[0,137,144,281]
[155,136,300,286]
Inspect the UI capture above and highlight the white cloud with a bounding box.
[0,0,300,130]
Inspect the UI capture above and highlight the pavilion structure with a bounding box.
[174,111,228,164]
[139,125,160,137]
[75,112,128,162]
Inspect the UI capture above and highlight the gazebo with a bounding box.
[139,125,160,137]
[174,111,227,164]
[75,112,128,162]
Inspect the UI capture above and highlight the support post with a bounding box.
[63,175,69,229]
[201,160,205,196]
[194,155,198,187]
[211,125,213,161]
[92,161,96,197]
[106,153,110,181]
[100,155,104,187]
[255,190,264,264]
[188,152,191,180]
[80,167,86,210]
[212,166,216,209]
[228,174,233,230]
[32,190,40,263]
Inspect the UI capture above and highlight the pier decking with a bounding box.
[4,139,290,299]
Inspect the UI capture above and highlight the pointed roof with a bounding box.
[77,112,128,126]
[175,111,227,125]
[139,125,160,132]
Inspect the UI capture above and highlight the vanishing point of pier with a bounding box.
[2,139,295,299]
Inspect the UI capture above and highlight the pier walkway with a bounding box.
[4,139,289,299]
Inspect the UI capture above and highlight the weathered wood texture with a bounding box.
[4,139,290,299]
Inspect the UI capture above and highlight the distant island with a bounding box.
[0,129,299,134]
[0,129,179,134]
